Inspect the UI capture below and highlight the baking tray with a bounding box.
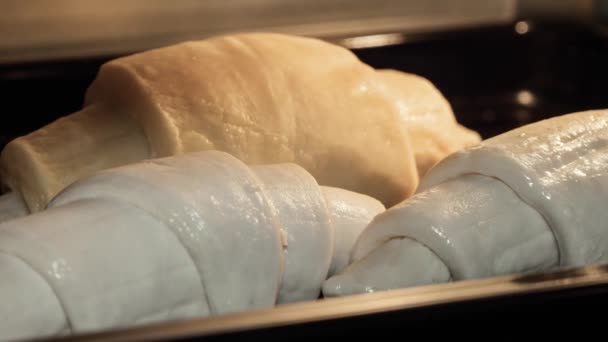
[3,18,608,340]
[50,263,608,341]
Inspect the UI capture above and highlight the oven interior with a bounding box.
[2,16,608,341]
[2,19,608,148]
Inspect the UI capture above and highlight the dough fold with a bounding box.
[1,33,479,214]
[325,110,608,295]
[0,150,384,340]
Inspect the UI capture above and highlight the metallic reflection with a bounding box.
[60,262,608,342]
[340,33,406,49]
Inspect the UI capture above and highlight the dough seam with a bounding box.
[373,236,454,282]
[423,172,562,267]
[60,196,213,314]
[0,251,72,334]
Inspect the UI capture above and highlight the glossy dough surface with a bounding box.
[420,109,608,267]
[50,151,285,316]
[321,186,385,277]
[251,163,333,304]
[0,150,385,340]
[325,109,608,295]
[85,33,421,208]
[1,32,480,213]
[344,175,556,286]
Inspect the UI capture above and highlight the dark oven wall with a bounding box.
[1,20,607,151]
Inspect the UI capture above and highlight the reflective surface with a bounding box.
[0,0,515,63]
[45,262,608,341]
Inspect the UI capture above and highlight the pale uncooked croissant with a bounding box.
[0,150,384,341]
[324,109,608,296]
[0,32,478,215]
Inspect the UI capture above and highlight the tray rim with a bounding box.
[43,262,608,342]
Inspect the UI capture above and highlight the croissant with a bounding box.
[0,150,384,341]
[324,109,608,296]
[0,32,479,216]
